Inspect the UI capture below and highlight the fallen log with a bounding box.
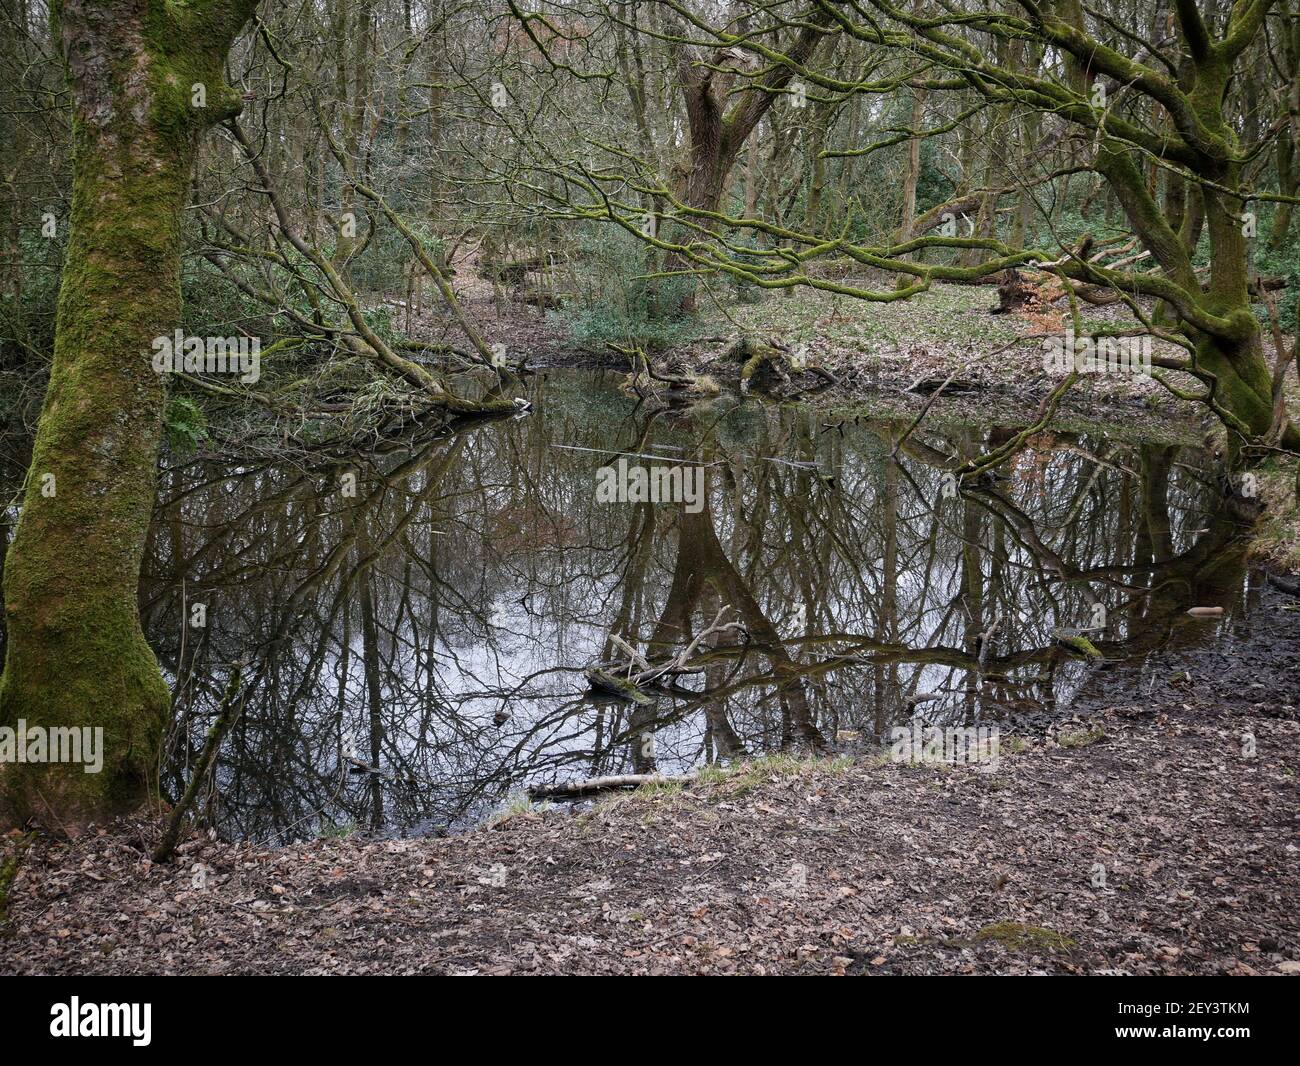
[584,667,655,705]
[478,254,557,286]
[528,773,696,801]
[586,609,742,702]
[1251,276,1288,293]
[1054,631,1102,660]
[905,374,982,395]
[723,335,825,395]
[1266,572,1300,597]
[518,286,568,308]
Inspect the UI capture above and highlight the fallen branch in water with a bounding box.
[584,667,656,705]
[528,773,696,801]
[586,607,744,704]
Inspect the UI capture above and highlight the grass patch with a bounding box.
[634,778,686,799]
[895,920,1076,956]
[487,794,549,828]
[694,763,731,787]
[1058,725,1107,749]
[592,753,859,810]
[724,753,854,795]
[589,777,686,816]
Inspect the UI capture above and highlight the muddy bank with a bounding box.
[1008,571,1300,731]
[448,274,1218,418]
[3,681,1296,975]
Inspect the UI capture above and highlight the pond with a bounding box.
[134,369,1265,842]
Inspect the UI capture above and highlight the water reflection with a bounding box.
[137,371,1252,841]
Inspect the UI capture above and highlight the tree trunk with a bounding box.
[1269,25,1299,251]
[895,83,928,285]
[0,0,256,827]
[662,20,830,309]
[330,0,375,278]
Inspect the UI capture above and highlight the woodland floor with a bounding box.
[4,647,1297,975]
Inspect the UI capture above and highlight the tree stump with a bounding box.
[991,269,1034,314]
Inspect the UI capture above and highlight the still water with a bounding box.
[139,370,1256,841]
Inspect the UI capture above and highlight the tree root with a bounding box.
[723,335,837,396]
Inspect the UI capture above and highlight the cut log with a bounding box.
[528,773,696,801]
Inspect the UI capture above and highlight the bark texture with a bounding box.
[0,0,257,827]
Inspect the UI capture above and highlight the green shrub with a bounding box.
[554,224,702,351]
[347,217,445,295]
[1252,241,1299,330]
[164,395,208,455]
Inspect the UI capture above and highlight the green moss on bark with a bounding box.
[0,0,257,828]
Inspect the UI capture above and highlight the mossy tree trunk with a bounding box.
[869,0,1300,453]
[1051,1,1299,453]
[1088,84,1299,451]
[0,0,258,827]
